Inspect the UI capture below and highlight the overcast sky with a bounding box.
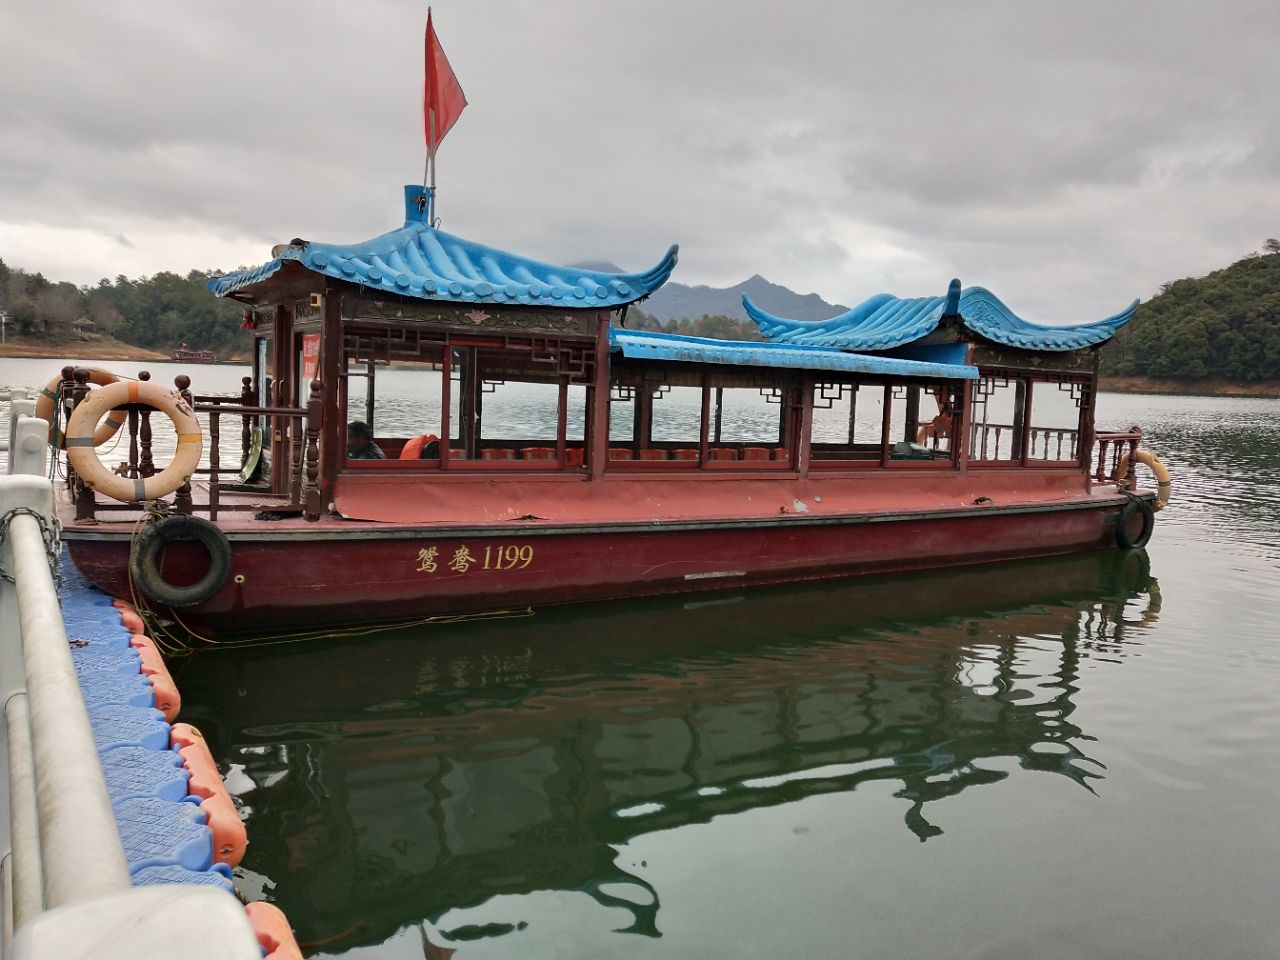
[1,1,1276,322]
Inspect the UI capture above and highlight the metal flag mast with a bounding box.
[422,110,436,225]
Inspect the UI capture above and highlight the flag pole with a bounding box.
[429,109,437,225]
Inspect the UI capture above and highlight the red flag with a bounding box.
[424,9,467,155]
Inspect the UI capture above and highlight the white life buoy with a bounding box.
[65,380,203,503]
[1112,448,1173,511]
[34,368,127,448]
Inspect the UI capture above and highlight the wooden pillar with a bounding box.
[318,288,343,513]
[796,377,813,478]
[439,347,453,470]
[904,386,921,443]
[71,368,96,521]
[270,304,292,496]
[1011,378,1027,461]
[879,385,893,467]
[588,315,611,480]
[173,375,194,515]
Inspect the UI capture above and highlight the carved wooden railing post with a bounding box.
[71,368,97,521]
[208,409,221,521]
[137,371,155,478]
[173,374,194,515]
[59,365,76,489]
[127,409,140,479]
[304,380,322,521]
[240,376,254,470]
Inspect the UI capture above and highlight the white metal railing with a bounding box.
[0,414,259,958]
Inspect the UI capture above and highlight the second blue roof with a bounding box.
[743,279,1137,352]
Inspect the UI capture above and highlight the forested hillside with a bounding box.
[1103,246,1280,382]
[0,259,244,355]
[4,244,1279,382]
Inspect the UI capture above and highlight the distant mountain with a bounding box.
[569,263,847,324]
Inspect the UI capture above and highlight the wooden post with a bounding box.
[127,410,139,479]
[208,411,221,521]
[173,375,194,515]
[59,365,76,489]
[698,377,711,465]
[270,303,292,496]
[304,380,323,521]
[555,375,568,465]
[879,385,893,467]
[1011,379,1027,461]
[439,347,452,470]
[71,368,96,521]
[137,371,155,479]
[588,315,611,480]
[318,288,343,512]
[796,377,813,479]
[904,386,920,443]
[240,376,254,470]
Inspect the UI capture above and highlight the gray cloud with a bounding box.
[1,0,1276,322]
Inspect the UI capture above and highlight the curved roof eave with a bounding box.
[744,280,1138,353]
[208,223,679,309]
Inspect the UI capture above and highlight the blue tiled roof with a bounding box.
[209,185,678,308]
[743,279,1137,353]
[609,329,978,380]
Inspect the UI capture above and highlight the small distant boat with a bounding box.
[173,346,216,364]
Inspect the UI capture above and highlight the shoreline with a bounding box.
[0,340,169,362]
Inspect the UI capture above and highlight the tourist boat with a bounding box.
[172,346,216,364]
[49,185,1167,633]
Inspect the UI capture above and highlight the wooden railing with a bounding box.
[1094,428,1142,489]
[62,367,322,522]
[969,422,1081,462]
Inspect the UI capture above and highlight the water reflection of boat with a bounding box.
[178,551,1160,952]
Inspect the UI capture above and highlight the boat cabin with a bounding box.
[196,185,1136,522]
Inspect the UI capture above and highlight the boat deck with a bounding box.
[56,468,1133,539]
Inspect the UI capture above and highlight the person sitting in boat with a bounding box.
[347,420,386,460]
[916,389,956,447]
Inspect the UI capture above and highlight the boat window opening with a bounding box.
[647,384,704,460]
[475,378,586,465]
[1026,378,1088,463]
[810,382,884,465]
[968,375,1026,462]
[810,381,954,468]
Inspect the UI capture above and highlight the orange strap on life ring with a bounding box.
[34,368,127,448]
[65,379,202,502]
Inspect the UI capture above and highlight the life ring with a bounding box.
[1115,497,1155,550]
[65,380,202,502]
[1112,449,1173,511]
[400,433,441,459]
[34,368,127,448]
[130,515,232,608]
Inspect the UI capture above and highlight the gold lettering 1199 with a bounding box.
[483,544,534,570]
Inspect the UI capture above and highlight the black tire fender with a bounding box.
[1115,498,1155,550]
[130,515,232,608]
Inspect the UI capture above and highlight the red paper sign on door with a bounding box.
[301,334,321,383]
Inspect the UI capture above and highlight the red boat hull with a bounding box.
[65,497,1136,634]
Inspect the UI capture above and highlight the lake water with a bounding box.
[4,359,1280,958]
